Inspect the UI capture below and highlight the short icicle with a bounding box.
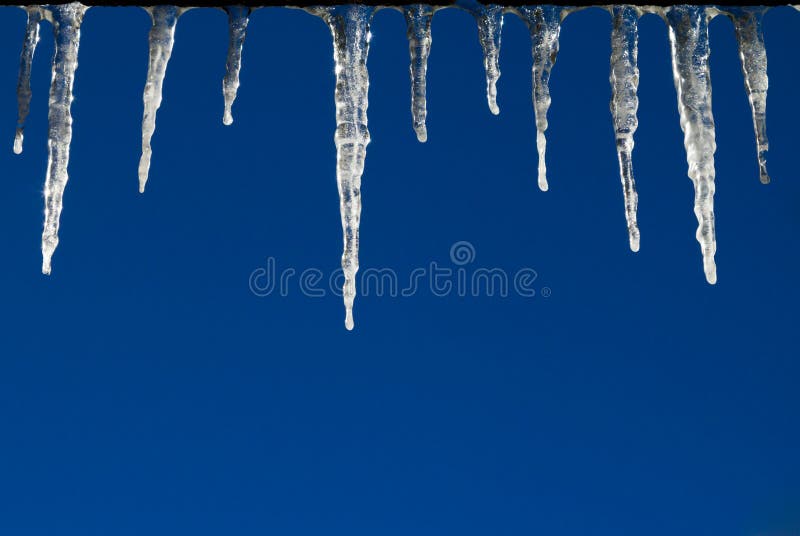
[14,6,43,155]
[222,6,250,126]
[517,5,562,191]
[403,4,434,142]
[609,5,641,252]
[464,2,503,115]
[666,5,718,284]
[313,4,374,330]
[727,7,770,184]
[138,5,182,193]
[41,3,88,275]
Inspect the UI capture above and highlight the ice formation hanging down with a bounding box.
[12,2,779,329]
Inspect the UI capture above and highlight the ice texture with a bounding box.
[41,3,87,275]
[138,5,183,193]
[223,6,250,126]
[609,5,641,252]
[666,5,718,284]
[14,6,42,155]
[404,4,434,142]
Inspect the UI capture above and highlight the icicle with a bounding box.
[138,5,182,194]
[313,5,374,330]
[222,6,250,126]
[517,5,562,192]
[609,5,641,252]
[41,3,87,275]
[403,4,433,142]
[463,2,503,115]
[14,6,42,155]
[726,7,770,184]
[666,6,718,284]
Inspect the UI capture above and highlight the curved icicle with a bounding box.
[138,5,182,193]
[14,6,42,155]
[609,5,641,252]
[666,6,718,284]
[313,5,374,330]
[41,3,88,275]
[727,7,770,184]
[518,5,562,191]
[404,4,433,142]
[222,6,250,126]
[464,2,503,115]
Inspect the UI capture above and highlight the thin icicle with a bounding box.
[313,5,373,330]
[41,3,87,275]
[404,4,433,142]
[464,2,503,115]
[517,5,562,192]
[222,6,250,126]
[727,7,770,184]
[138,5,182,193]
[666,5,718,284]
[609,5,641,252]
[14,6,42,155]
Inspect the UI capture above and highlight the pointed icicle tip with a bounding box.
[466,3,503,115]
[14,6,42,155]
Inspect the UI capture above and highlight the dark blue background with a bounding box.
[0,5,797,535]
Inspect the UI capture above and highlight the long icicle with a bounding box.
[609,5,641,252]
[41,3,87,275]
[314,5,374,330]
[666,5,718,284]
[404,4,434,142]
[138,5,182,193]
[465,3,503,115]
[727,7,770,184]
[14,6,42,155]
[517,6,562,192]
[222,5,250,126]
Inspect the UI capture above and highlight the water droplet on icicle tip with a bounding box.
[726,6,771,185]
[222,6,250,126]
[666,5,718,285]
[138,5,183,193]
[41,2,88,275]
[14,6,42,155]
[516,5,563,192]
[609,5,641,252]
[404,4,434,142]
[311,4,374,330]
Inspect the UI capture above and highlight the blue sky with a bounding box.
[0,5,797,535]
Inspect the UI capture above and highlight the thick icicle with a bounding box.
[609,5,641,252]
[41,3,87,275]
[138,5,182,193]
[517,5,562,191]
[464,2,503,115]
[222,6,250,126]
[404,4,433,142]
[666,6,718,284]
[14,6,42,155]
[727,7,770,184]
[314,5,374,330]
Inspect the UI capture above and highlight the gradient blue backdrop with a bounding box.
[0,5,797,535]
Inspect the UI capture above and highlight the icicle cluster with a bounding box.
[12,3,778,328]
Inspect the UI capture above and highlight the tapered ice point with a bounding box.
[14,6,42,155]
[41,3,88,275]
[223,6,250,126]
[404,4,434,142]
[609,5,641,252]
[139,5,182,193]
[517,5,562,191]
[666,6,718,285]
[727,7,770,184]
[464,2,503,115]
[312,4,374,331]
